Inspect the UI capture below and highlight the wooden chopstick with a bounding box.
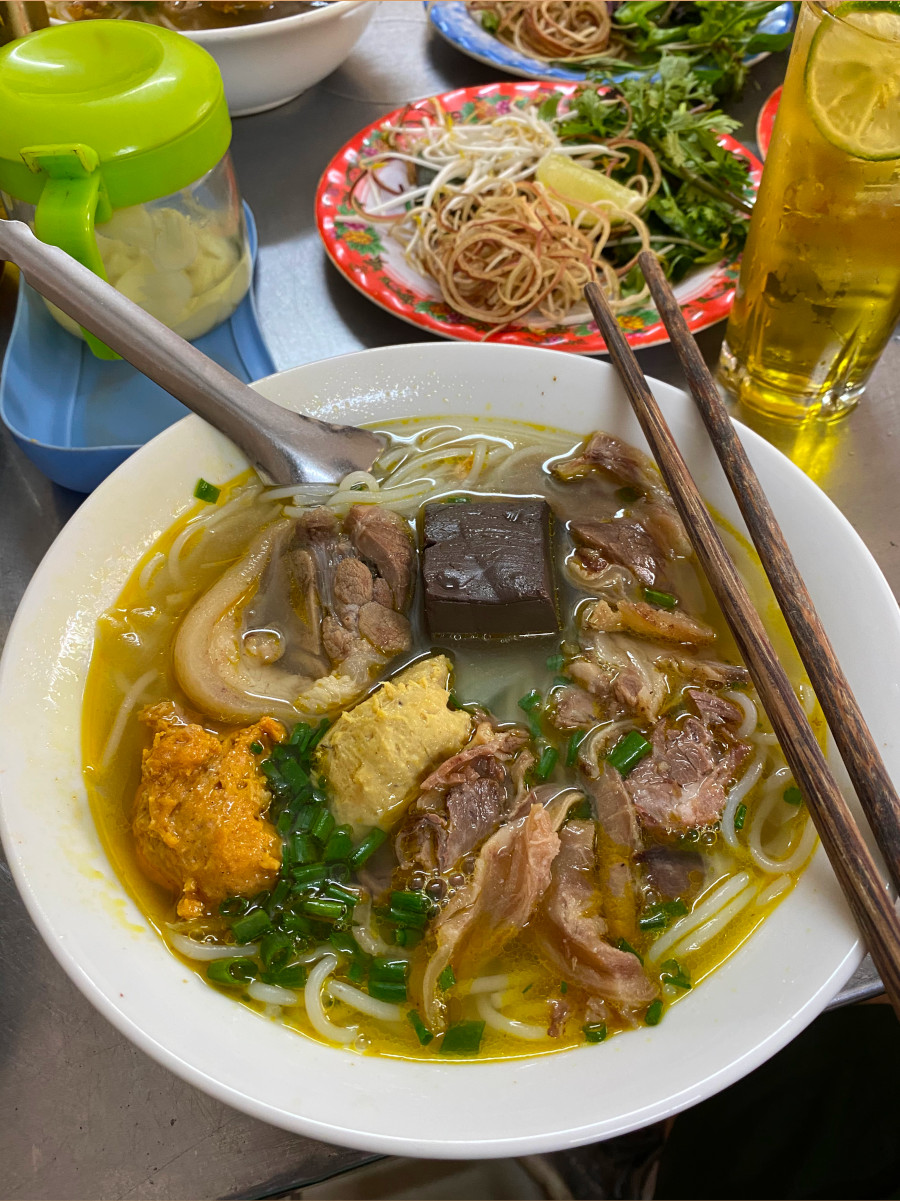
[638,247,900,899]
[583,279,900,1020]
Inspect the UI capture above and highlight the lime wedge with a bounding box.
[805,1,900,160]
[535,153,644,223]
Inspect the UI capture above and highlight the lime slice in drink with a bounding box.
[805,1,900,160]
[535,153,644,223]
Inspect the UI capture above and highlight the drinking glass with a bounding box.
[718,2,900,422]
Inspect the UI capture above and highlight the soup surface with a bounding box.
[52,2,328,31]
[83,417,820,1061]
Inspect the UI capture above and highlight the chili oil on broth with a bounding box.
[82,415,822,1062]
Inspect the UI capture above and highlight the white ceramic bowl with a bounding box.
[2,343,898,1156]
[178,1,377,117]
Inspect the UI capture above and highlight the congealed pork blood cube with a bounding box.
[421,499,558,636]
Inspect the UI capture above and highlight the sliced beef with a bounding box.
[553,432,660,494]
[419,803,561,1031]
[357,602,410,654]
[582,764,642,943]
[687,688,744,727]
[633,498,692,558]
[395,727,530,874]
[346,505,415,610]
[638,845,705,902]
[552,685,599,731]
[583,763,641,852]
[667,656,750,687]
[332,556,374,608]
[626,716,751,834]
[569,518,663,588]
[534,821,657,1015]
[567,657,614,698]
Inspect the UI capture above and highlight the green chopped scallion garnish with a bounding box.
[546,653,566,672]
[370,957,409,983]
[368,979,408,1004]
[261,962,307,989]
[249,741,263,755]
[390,890,432,914]
[438,964,456,991]
[639,900,688,932]
[535,745,559,781]
[323,827,353,862]
[348,827,387,869]
[231,908,273,944]
[583,1022,608,1043]
[440,1020,485,1055]
[660,959,692,991]
[193,478,220,503]
[645,999,664,1026]
[407,1010,434,1045]
[517,689,542,713]
[643,587,678,610]
[606,730,652,776]
[616,937,644,964]
[310,807,335,845]
[783,786,804,806]
[206,957,257,987]
[479,9,499,32]
[734,802,748,831]
[560,981,568,994]
[566,730,586,768]
[299,897,346,921]
[259,931,293,970]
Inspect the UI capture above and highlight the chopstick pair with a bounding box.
[583,253,900,1020]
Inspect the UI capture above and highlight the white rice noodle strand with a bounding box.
[649,872,752,963]
[475,992,547,1041]
[352,901,405,958]
[670,881,758,958]
[167,932,259,961]
[326,979,404,1022]
[720,751,767,850]
[248,980,299,1007]
[99,668,157,769]
[304,953,358,1045]
[748,798,818,875]
[723,690,759,739]
[757,874,793,908]
[467,974,511,995]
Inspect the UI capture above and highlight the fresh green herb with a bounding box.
[643,587,678,610]
[583,1022,608,1043]
[291,862,329,889]
[391,890,432,914]
[518,689,541,712]
[348,827,387,869]
[784,786,804,806]
[479,8,499,33]
[616,937,644,964]
[323,826,353,862]
[645,998,664,1026]
[249,741,263,755]
[193,478,220,503]
[218,896,250,918]
[348,960,366,984]
[567,797,593,821]
[606,730,652,776]
[371,957,409,983]
[639,900,688,932]
[261,962,307,989]
[560,981,568,995]
[289,833,320,867]
[440,1020,485,1055]
[310,807,335,845]
[438,964,456,991]
[231,908,273,944]
[522,982,533,994]
[734,802,748,832]
[660,959,692,991]
[537,92,561,121]
[566,730,586,768]
[259,931,293,970]
[368,979,408,1003]
[535,745,559,782]
[546,654,566,672]
[322,881,359,908]
[299,897,346,922]
[407,1009,434,1046]
[206,957,257,988]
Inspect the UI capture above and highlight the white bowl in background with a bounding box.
[1,343,898,1155]
[181,1,378,116]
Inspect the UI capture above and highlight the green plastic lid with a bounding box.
[0,20,231,207]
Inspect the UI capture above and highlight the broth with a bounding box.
[82,417,822,1060]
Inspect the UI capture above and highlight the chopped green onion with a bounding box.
[291,863,329,888]
[218,896,249,918]
[290,833,320,866]
[645,999,664,1026]
[440,1020,485,1056]
[326,862,351,884]
[566,730,586,768]
[388,906,428,930]
[299,898,346,921]
[275,810,293,837]
[734,802,748,832]
[322,882,359,907]
[206,957,257,987]
[583,1022,608,1043]
[193,478,220,503]
[567,797,593,821]
[606,730,652,776]
[231,908,273,944]
[437,965,456,991]
[522,983,533,994]
[390,890,432,914]
[310,807,335,844]
[393,927,422,948]
[546,654,566,672]
[535,745,559,781]
[279,912,313,938]
[643,587,678,610]
[259,931,293,970]
[368,979,408,1003]
[348,828,387,869]
[261,962,307,989]
[616,937,644,964]
[249,741,263,755]
[265,878,290,915]
[323,827,353,862]
[371,957,409,983]
[639,900,688,932]
[560,981,568,994]
[660,959,692,991]
[517,690,541,713]
[348,960,366,984]
[407,1009,434,1045]
[330,931,360,957]
[294,804,318,832]
[783,786,804,806]
[479,9,499,32]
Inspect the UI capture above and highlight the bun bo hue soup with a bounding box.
[83,418,820,1060]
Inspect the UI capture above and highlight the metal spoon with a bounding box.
[0,220,385,485]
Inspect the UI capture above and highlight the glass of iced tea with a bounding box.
[718,2,900,422]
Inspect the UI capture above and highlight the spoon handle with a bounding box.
[0,219,383,485]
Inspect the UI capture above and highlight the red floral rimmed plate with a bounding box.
[316,81,763,354]
[757,85,783,159]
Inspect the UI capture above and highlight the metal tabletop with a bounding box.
[1,5,897,1198]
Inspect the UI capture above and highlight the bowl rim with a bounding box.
[178,0,376,42]
[3,340,895,1156]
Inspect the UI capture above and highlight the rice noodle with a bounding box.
[747,788,818,875]
[476,992,547,1041]
[669,881,758,958]
[757,874,792,908]
[352,900,403,958]
[723,689,758,740]
[466,1,624,64]
[720,751,767,851]
[247,980,299,1007]
[467,974,511,995]
[327,979,404,1022]
[648,872,752,963]
[167,931,259,961]
[99,668,157,769]
[304,953,358,1045]
[138,551,166,592]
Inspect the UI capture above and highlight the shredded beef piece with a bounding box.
[346,505,414,610]
[569,518,663,588]
[687,688,744,727]
[638,845,705,902]
[552,685,599,731]
[553,432,660,493]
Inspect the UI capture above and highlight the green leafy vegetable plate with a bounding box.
[316,81,762,354]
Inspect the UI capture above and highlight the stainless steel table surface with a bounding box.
[1,5,897,1198]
